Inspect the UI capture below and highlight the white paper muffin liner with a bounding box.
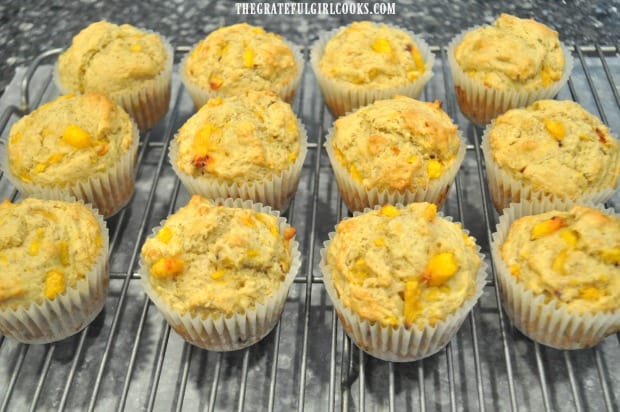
[310,24,434,117]
[138,198,301,351]
[491,200,620,349]
[0,121,139,218]
[324,124,466,212]
[169,117,308,212]
[481,123,618,213]
[55,33,174,131]
[319,205,488,362]
[0,201,109,344]
[180,40,304,109]
[447,27,574,126]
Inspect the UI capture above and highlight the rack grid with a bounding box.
[0,45,618,412]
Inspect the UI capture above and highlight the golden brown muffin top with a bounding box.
[488,100,620,198]
[183,23,298,96]
[140,195,296,318]
[58,20,169,95]
[326,203,480,329]
[331,96,461,192]
[454,14,565,90]
[318,21,426,88]
[0,198,103,310]
[173,90,301,184]
[6,93,135,186]
[501,205,620,314]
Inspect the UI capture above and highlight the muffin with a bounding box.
[320,203,486,362]
[492,202,620,349]
[447,14,572,125]
[482,100,620,212]
[0,198,109,344]
[55,20,173,131]
[325,96,466,211]
[311,21,434,117]
[0,93,139,217]
[169,90,307,211]
[181,23,303,108]
[139,196,301,351]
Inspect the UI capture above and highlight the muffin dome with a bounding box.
[326,96,465,210]
[56,20,173,130]
[182,23,301,104]
[1,93,139,217]
[6,93,134,186]
[454,14,565,91]
[58,21,169,95]
[484,99,620,210]
[318,21,427,89]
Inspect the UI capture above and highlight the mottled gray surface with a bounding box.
[0,0,619,94]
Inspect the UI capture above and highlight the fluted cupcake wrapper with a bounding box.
[447,28,573,126]
[139,198,301,351]
[169,117,308,212]
[55,33,174,131]
[491,200,620,349]
[319,205,488,362]
[324,125,466,212]
[310,25,434,118]
[0,201,109,344]
[0,121,139,218]
[180,40,304,109]
[481,124,618,213]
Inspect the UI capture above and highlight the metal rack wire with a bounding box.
[0,45,618,412]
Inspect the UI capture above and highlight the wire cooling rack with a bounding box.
[0,45,619,411]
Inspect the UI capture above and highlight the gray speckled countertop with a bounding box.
[0,0,619,95]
